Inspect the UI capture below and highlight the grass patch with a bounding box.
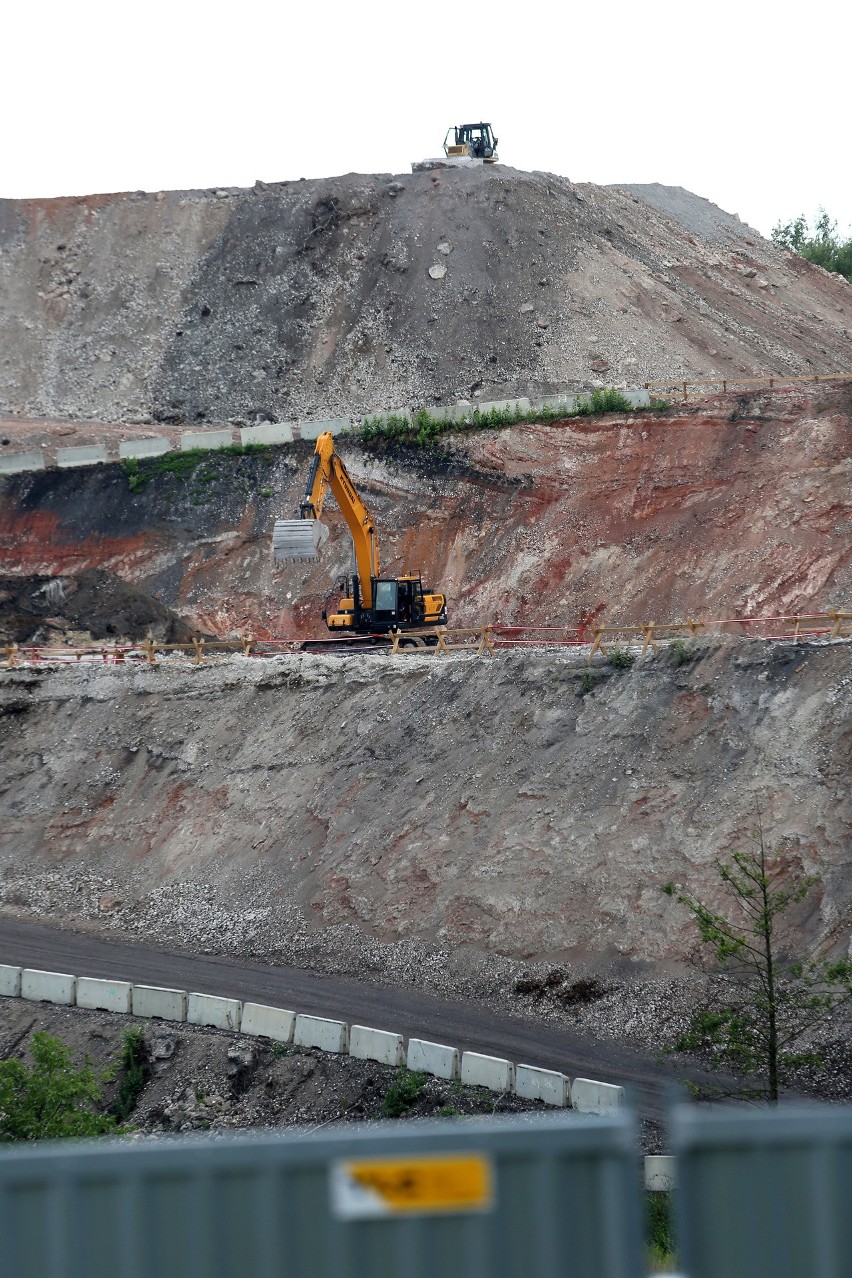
[608,646,635,669]
[360,389,637,449]
[669,638,696,666]
[123,442,273,492]
[646,1193,676,1271]
[382,1068,428,1118]
[111,1026,148,1124]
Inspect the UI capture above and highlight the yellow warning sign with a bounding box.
[331,1152,494,1218]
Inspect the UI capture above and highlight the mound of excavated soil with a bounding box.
[0,569,201,645]
[1,171,850,427]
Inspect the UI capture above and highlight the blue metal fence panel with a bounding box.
[0,1112,643,1278]
[672,1102,852,1278]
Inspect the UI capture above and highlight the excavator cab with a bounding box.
[443,122,498,162]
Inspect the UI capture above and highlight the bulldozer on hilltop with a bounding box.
[412,122,499,172]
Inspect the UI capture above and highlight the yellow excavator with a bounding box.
[273,432,447,637]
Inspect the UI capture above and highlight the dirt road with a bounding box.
[0,916,707,1114]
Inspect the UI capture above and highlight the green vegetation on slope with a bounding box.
[771,210,852,282]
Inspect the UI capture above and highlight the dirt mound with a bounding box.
[0,568,200,645]
[1,169,850,426]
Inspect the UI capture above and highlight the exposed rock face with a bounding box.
[0,641,848,977]
[1,170,850,425]
[1,384,849,641]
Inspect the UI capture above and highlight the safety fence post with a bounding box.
[191,637,205,664]
[435,627,450,655]
[829,610,850,638]
[3,644,19,668]
[640,623,658,656]
[144,637,157,665]
[240,635,253,656]
[477,626,495,657]
[589,627,606,657]
[686,617,703,638]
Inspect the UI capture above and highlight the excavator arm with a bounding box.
[273,432,379,609]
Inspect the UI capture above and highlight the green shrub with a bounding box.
[646,1193,676,1269]
[608,646,635,669]
[574,388,633,416]
[648,398,672,412]
[0,1032,122,1142]
[122,441,272,491]
[381,1068,428,1118]
[111,1026,148,1123]
[580,668,597,693]
[669,638,695,666]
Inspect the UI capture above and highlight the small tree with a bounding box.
[664,819,852,1101]
[771,209,852,282]
[0,1032,122,1141]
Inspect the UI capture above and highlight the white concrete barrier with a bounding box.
[21,969,76,1006]
[56,445,108,468]
[461,1051,515,1093]
[571,1078,625,1115]
[240,1002,296,1043]
[349,1025,404,1067]
[361,408,412,429]
[294,1013,349,1053]
[406,1037,460,1080]
[296,418,351,441]
[475,397,531,416]
[187,992,242,1032]
[0,964,22,997]
[426,401,472,424]
[514,1064,571,1107]
[119,437,173,460]
[0,450,46,474]
[239,422,295,446]
[132,984,188,1021]
[76,976,132,1014]
[623,388,651,407]
[180,429,234,451]
[533,394,578,415]
[644,1155,676,1191]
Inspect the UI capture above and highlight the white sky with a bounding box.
[4,0,850,240]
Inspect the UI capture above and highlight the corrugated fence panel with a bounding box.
[0,1112,642,1278]
[673,1102,852,1278]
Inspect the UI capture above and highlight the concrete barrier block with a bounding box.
[475,397,531,417]
[0,450,46,474]
[406,1037,460,1080]
[21,969,76,1006]
[514,1064,571,1107]
[187,992,242,1032]
[296,418,351,441]
[0,964,22,997]
[571,1077,625,1115]
[361,408,412,429]
[425,401,473,424]
[119,437,173,460]
[461,1051,515,1092]
[56,445,108,468]
[293,1013,348,1053]
[180,429,234,451]
[76,976,132,1014]
[533,394,578,416]
[623,388,651,407]
[645,1155,676,1192]
[349,1025,404,1067]
[239,422,295,446]
[240,1002,296,1043]
[132,984,187,1021]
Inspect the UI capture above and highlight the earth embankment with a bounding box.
[1,384,849,641]
[1,640,848,991]
[2,170,851,427]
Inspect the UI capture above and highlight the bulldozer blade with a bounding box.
[272,519,329,561]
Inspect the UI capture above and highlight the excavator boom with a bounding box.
[273,432,447,634]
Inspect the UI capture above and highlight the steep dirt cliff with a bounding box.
[0,641,848,990]
[1,385,849,640]
[2,170,851,427]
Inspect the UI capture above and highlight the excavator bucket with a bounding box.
[272,518,329,561]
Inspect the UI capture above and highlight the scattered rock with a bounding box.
[428,263,447,280]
